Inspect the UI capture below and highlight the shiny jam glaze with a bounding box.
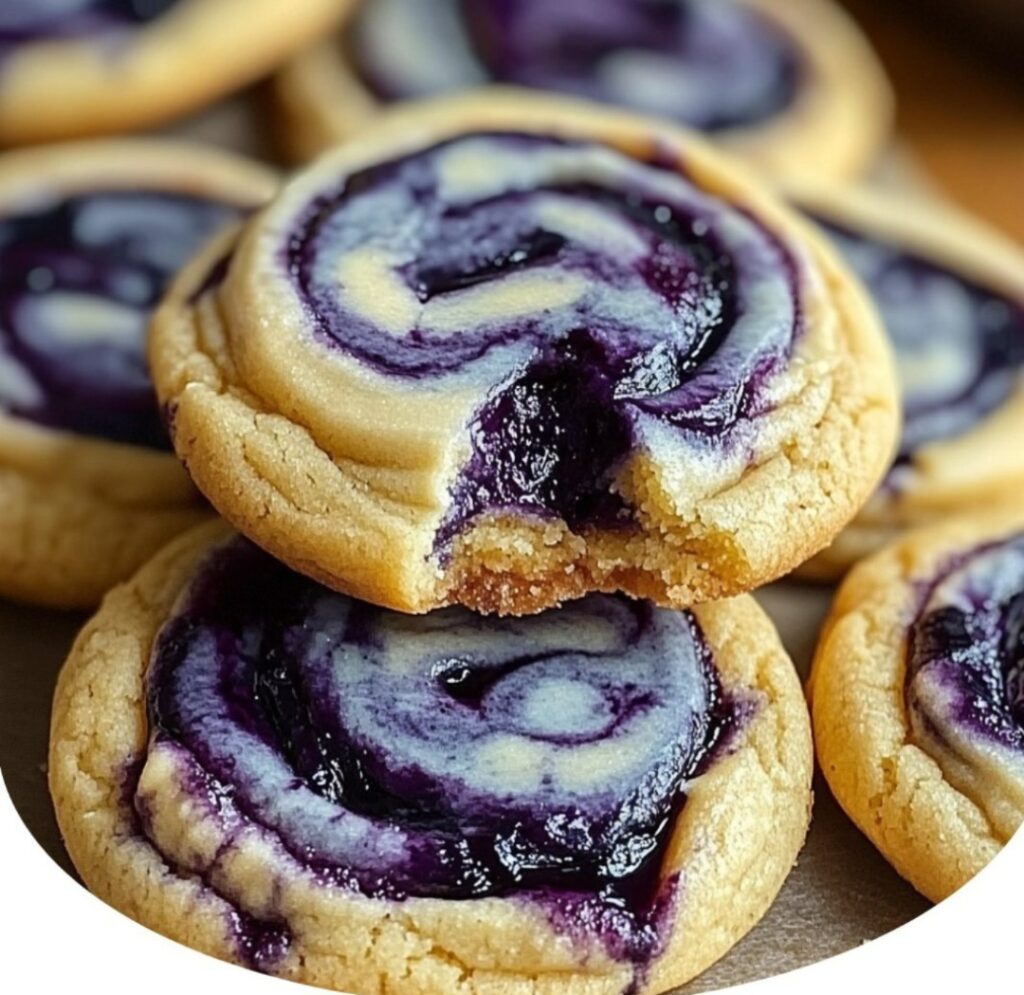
[137,536,741,976]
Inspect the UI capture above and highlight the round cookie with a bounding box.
[275,0,892,180]
[0,0,352,145]
[810,509,1024,902]
[792,186,1024,578]
[0,140,276,608]
[50,518,813,995]
[151,91,898,616]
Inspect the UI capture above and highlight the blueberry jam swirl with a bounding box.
[0,189,241,449]
[907,533,1024,760]
[820,222,1024,462]
[350,0,801,132]
[0,0,178,48]
[137,537,737,973]
[284,132,800,542]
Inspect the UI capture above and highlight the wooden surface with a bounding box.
[1,4,1018,990]
[844,0,1024,242]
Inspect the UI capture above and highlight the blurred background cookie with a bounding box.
[0,0,352,145]
[276,0,892,179]
[793,186,1024,577]
[0,140,275,607]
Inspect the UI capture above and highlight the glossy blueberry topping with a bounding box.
[351,0,801,132]
[0,0,178,47]
[907,534,1024,754]
[820,221,1024,461]
[0,189,242,449]
[139,537,738,971]
[283,132,800,543]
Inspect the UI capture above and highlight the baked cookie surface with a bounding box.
[0,0,351,144]
[275,0,891,179]
[794,186,1024,577]
[810,509,1024,902]
[0,140,276,607]
[50,519,812,995]
[152,92,897,615]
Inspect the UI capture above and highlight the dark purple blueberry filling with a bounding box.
[818,219,1024,463]
[141,537,739,971]
[351,0,801,133]
[436,336,636,546]
[0,190,241,449]
[283,132,799,545]
[907,534,1024,754]
[0,0,178,48]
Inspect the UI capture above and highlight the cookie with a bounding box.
[0,140,276,608]
[151,92,898,616]
[275,0,891,180]
[793,186,1024,578]
[810,509,1024,902]
[0,0,352,145]
[50,519,813,995]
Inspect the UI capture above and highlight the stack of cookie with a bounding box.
[0,1,1014,993]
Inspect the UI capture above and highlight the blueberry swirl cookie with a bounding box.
[275,0,891,180]
[50,519,812,995]
[151,93,897,615]
[0,141,275,608]
[810,509,1024,902]
[793,187,1024,578]
[0,0,351,145]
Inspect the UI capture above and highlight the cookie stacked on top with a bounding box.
[49,89,898,994]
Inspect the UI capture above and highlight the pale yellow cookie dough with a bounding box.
[0,0,353,145]
[274,0,891,182]
[151,91,898,616]
[809,509,1024,902]
[0,140,276,608]
[792,186,1024,580]
[50,519,813,995]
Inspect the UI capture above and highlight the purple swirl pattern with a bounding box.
[350,0,800,133]
[281,132,800,542]
[139,537,735,969]
[908,533,1024,756]
[818,220,1024,463]
[0,189,242,449]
